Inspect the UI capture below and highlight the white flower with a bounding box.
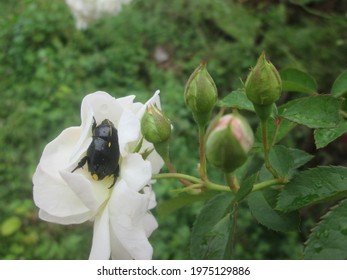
[65,0,132,30]
[33,91,164,259]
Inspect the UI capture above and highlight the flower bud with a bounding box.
[141,105,171,144]
[184,62,218,127]
[141,105,171,161]
[245,52,282,121]
[206,113,254,173]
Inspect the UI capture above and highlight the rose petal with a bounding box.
[38,127,81,180]
[115,94,145,115]
[81,91,115,123]
[142,213,158,238]
[109,180,154,259]
[115,95,136,111]
[69,111,93,165]
[81,91,126,128]
[109,229,132,260]
[147,151,164,175]
[143,186,157,210]
[38,209,92,225]
[147,89,161,109]
[118,109,141,156]
[33,165,91,220]
[89,206,111,260]
[136,90,161,119]
[112,218,153,260]
[139,140,164,175]
[120,153,152,192]
[60,168,109,212]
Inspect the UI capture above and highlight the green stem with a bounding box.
[165,158,191,186]
[230,203,238,259]
[152,173,231,192]
[199,125,208,181]
[173,183,204,194]
[261,120,279,178]
[224,173,240,192]
[152,173,201,184]
[152,173,287,194]
[204,181,231,192]
[271,117,282,146]
[252,178,285,192]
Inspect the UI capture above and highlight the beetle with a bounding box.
[72,117,120,188]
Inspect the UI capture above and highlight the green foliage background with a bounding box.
[0,0,346,259]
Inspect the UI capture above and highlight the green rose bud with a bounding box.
[184,61,218,127]
[141,105,171,161]
[206,113,254,173]
[141,104,171,144]
[245,52,282,121]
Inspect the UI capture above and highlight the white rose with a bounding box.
[65,0,132,30]
[33,91,164,259]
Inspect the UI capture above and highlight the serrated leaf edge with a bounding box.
[303,199,347,259]
[276,165,347,212]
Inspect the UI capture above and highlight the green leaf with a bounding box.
[1,216,21,236]
[234,175,256,203]
[277,166,347,212]
[280,68,317,94]
[314,121,347,149]
[270,145,313,178]
[218,89,254,111]
[157,191,215,217]
[248,189,300,232]
[259,146,313,181]
[331,70,347,97]
[279,95,342,128]
[190,193,234,259]
[269,145,295,178]
[255,118,296,144]
[234,154,264,181]
[304,199,347,259]
[203,214,233,260]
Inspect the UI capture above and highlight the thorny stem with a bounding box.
[224,173,240,192]
[152,173,286,193]
[251,178,286,192]
[261,120,279,178]
[271,117,283,146]
[165,158,191,186]
[198,125,208,181]
[172,183,204,194]
[230,203,238,259]
[152,173,228,192]
[152,173,202,185]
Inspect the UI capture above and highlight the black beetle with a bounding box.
[72,118,120,188]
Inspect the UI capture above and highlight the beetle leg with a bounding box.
[114,165,120,177]
[108,165,120,189]
[108,177,116,189]
[71,156,88,173]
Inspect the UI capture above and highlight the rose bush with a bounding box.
[33,91,164,259]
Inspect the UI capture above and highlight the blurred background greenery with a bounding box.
[0,0,346,259]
